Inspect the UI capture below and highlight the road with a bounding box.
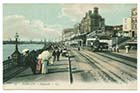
[70,48,137,83]
[3,48,137,89]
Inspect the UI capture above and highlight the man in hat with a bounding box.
[52,46,57,62]
[24,50,37,74]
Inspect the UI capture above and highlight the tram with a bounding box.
[86,39,108,52]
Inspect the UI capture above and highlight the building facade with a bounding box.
[123,18,132,37]
[90,7,105,32]
[62,7,122,48]
[79,7,105,35]
[74,23,80,36]
[105,25,114,37]
[113,25,123,37]
[131,8,137,38]
[62,28,74,45]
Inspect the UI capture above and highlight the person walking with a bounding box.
[24,50,30,67]
[56,48,61,61]
[52,47,57,62]
[41,50,51,74]
[41,59,48,74]
[29,51,37,74]
[24,50,37,74]
[78,46,80,51]
[36,54,42,74]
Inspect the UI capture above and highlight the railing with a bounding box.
[3,56,28,82]
[112,37,130,47]
[3,59,16,73]
[3,45,54,82]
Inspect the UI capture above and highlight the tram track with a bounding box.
[71,50,119,83]
[71,49,137,83]
[84,51,137,79]
[79,51,126,83]
[97,52,137,68]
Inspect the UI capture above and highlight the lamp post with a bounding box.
[15,32,19,51]
[11,33,20,65]
[68,55,73,84]
[66,51,74,84]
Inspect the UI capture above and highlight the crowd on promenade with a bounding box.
[22,45,68,75]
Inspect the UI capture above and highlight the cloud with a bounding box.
[58,4,111,21]
[3,15,62,41]
[59,4,136,23]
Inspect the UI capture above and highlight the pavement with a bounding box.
[3,49,137,89]
[4,52,97,89]
[112,49,137,59]
[4,55,70,83]
[83,46,137,59]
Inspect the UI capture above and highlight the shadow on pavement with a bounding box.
[16,73,40,78]
[48,63,68,66]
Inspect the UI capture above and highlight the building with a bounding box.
[62,7,113,47]
[113,25,123,37]
[122,7,137,38]
[131,8,137,38]
[80,7,105,35]
[90,7,105,32]
[79,7,106,45]
[62,28,74,45]
[73,23,80,36]
[123,18,132,37]
[72,23,84,46]
[105,25,114,37]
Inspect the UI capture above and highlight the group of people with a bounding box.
[52,46,61,62]
[23,50,38,74]
[36,50,51,74]
[23,46,63,75]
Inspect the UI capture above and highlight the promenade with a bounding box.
[3,48,137,89]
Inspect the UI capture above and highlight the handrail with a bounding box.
[3,47,52,82]
[3,59,16,73]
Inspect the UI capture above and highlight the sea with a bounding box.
[3,44,44,61]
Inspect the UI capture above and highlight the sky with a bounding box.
[3,4,137,41]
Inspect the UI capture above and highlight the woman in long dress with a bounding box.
[37,54,42,74]
[41,50,51,74]
[41,60,48,74]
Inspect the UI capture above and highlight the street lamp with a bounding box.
[15,32,19,51]
[66,52,75,84]
[11,32,20,65]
